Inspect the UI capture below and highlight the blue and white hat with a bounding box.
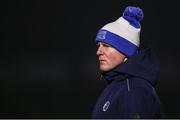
[96,6,144,57]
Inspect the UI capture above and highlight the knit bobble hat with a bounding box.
[95,6,144,57]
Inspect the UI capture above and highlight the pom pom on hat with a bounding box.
[123,6,144,28]
[123,6,144,22]
[95,6,144,57]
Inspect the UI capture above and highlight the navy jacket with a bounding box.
[91,48,162,119]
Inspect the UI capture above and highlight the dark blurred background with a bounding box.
[1,0,180,118]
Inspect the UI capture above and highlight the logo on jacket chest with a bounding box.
[103,100,110,112]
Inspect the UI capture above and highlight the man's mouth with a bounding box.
[99,60,106,64]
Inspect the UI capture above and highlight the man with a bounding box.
[91,6,162,118]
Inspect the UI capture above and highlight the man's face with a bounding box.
[96,42,126,72]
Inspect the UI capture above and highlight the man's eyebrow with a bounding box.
[102,43,111,47]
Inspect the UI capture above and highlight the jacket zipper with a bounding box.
[126,78,130,92]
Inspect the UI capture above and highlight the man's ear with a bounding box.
[123,57,128,62]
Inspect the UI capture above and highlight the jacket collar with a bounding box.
[102,64,128,83]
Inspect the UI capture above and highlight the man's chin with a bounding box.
[99,66,110,73]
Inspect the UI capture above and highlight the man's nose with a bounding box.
[96,44,104,56]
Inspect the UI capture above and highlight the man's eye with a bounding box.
[96,44,100,48]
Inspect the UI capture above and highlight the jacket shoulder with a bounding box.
[115,78,161,118]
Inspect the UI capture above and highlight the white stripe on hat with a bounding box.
[101,17,140,47]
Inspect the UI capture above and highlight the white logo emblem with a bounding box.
[103,100,110,112]
[97,30,107,40]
